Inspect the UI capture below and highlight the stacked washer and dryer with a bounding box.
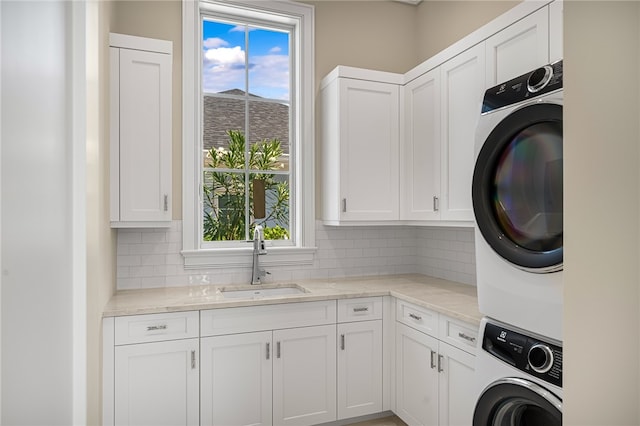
[471,61,564,425]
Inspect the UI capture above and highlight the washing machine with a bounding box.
[473,317,562,425]
[472,61,563,341]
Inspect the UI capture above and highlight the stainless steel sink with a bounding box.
[220,284,308,300]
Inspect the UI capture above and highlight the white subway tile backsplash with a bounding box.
[115,221,476,290]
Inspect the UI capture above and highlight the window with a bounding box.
[182,0,315,268]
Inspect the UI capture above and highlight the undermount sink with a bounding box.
[220,284,308,300]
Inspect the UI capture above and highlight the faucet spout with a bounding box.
[251,225,268,285]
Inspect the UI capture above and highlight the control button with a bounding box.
[527,65,553,93]
[528,343,554,374]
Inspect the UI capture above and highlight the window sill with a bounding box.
[181,246,317,270]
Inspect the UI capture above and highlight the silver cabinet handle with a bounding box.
[340,334,345,350]
[266,342,270,360]
[277,341,281,359]
[458,332,476,343]
[438,354,444,373]
[409,313,422,321]
[164,194,169,212]
[191,350,196,369]
[430,350,436,369]
[433,196,439,212]
[342,198,347,213]
[353,307,369,313]
[147,324,167,331]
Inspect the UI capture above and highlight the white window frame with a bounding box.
[182,0,316,269]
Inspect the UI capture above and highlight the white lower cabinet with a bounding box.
[200,331,273,426]
[395,300,477,426]
[336,297,384,419]
[273,325,337,426]
[114,338,200,426]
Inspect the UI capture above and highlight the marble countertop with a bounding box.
[103,274,482,325]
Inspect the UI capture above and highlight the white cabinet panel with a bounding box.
[400,68,441,221]
[440,43,485,222]
[549,1,563,63]
[337,320,383,419]
[485,7,550,86]
[273,325,337,426]
[321,68,401,223]
[110,33,172,227]
[114,339,199,426]
[437,342,476,426]
[395,322,440,426]
[200,332,272,426]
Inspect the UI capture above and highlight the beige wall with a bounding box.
[564,2,640,423]
[415,1,518,62]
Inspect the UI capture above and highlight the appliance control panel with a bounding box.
[483,321,562,388]
[482,60,563,114]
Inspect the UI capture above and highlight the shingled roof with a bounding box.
[203,89,290,155]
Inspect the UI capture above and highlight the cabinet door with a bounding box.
[339,78,399,221]
[337,320,383,419]
[117,47,172,223]
[440,43,485,222]
[395,323,439,426]
[485,7,550,86]
[549,1,563,63]
[273,325,337,426]
[437,342,476,426]
[200,332,272,426]
[400,68,441,221]
[114,339,199,426]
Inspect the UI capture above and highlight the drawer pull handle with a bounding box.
[147,324,168,331]
[341,334,345,350]
[458,332,476,343]
[191,350,196,369]
[277,341,281,359]
[353,307,369,313]
[266,342,270,360]
[438,354,444,373]
[409,313,422,321]
[430,350,436,369]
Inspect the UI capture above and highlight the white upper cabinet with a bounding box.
[485,7,550,86]
[321,67,402,224]
[440,43,485,222]
[400,67,441,221]
[549,0,563,63]
[110,33,172,228]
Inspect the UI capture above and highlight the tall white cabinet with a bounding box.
[321,67,402,224]
[110,33,172,228]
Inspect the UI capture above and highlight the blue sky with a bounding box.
[202,19,290,100]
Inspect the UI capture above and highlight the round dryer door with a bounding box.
[473,377,562,426]
[472,103,563,272]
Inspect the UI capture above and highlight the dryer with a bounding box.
[472,61,563,341]
[473,317,562,426]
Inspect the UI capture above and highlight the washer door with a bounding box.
[473,377,562,426]
[472,103,563,272]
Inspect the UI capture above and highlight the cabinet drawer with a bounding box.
[201,300,337,337]
[114,311,199,345]
[337,297,383,323]
[396,299,438,337]
[439,315,478,354]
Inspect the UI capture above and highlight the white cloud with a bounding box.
[204,46,245,65]
[203,37,228,49]
[269,46,282,54]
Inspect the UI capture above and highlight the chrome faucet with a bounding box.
[251,225,268,285]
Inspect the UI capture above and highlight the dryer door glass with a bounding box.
[472,103,563,271]
[473,379,562,426]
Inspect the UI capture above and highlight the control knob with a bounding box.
[527,65,553,93]
[528,343,554,374]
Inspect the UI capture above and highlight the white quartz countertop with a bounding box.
[103,274,482,325]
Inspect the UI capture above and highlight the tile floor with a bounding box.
[347,415,407,426]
